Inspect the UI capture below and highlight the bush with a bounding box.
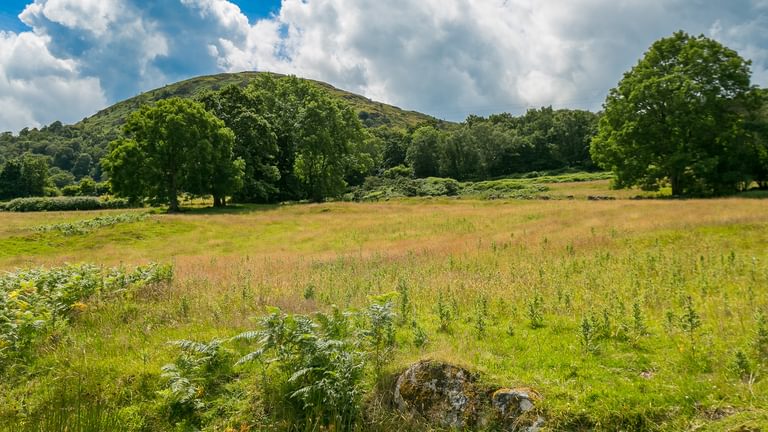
[34,212,149,235]
[0,263,173,367]
[232,299,396,431]
[0,196,131,212]
[61,185,80,196]
[420,177,460,196]
[382,165,413,179]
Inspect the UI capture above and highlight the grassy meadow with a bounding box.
[1,178,767,431]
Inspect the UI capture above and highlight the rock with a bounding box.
[394,360,543,431]
[492,388,541,419]
[394,360,482,428]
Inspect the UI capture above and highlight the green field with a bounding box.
[1,180,767,431]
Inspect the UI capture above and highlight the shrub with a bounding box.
[233,306,368,431]
[160,339,234,427]
[0,263,173,368]
[0,196,131,212]
[34,212,149,236]
[61,185,81,197]
[382,165,413,179]
[420,177,460,196]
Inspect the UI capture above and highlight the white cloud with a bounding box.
[0,0,767,132]
[0,30,106,132]
[209,0,768,119]
[22,0,121,36]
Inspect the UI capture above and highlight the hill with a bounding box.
[79,71,441,134]
[0,71,446,186]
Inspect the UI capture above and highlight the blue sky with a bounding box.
[0,0,282,31]
[0,0,766,132]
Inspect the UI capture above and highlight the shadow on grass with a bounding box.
[172,203,282,215]
[739,189,768,199]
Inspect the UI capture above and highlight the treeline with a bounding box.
[0,122,113,194]
[379,108,598,181]
[0,74,600,205]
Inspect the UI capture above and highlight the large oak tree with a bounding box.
[103,98,243,211]
[591,31,764,196]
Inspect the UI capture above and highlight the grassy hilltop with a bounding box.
[78,71,440,135]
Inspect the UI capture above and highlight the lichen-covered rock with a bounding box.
[491,388,545,431]
[393,360,483,428]
[492,388,540,419]
[394,360,543,431]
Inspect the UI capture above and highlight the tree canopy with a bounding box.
[102,98,242,211]
[591,31,765,196]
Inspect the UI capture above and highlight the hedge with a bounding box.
[0,196,131,212]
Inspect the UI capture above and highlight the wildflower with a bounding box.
[72,302,88,312]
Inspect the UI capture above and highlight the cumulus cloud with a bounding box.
[0,30,106,131]
[0,0,767,132]
[220,0,768,119]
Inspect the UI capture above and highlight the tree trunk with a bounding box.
[168,175,180,212]
[670,173,682,196]
[213,195,226,207]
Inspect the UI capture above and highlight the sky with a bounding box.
[0,1,767,133]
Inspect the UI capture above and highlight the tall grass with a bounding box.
[0,194,766,430]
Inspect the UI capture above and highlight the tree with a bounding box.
[373,127,410,169]
[103,98,242,212]
[0,159,23,200]
[246,75,364,202]
[591,31,761,196]
[0,154,49,199]
[406,126,442,178]
[293,88,365,201]
[439,126,481,180]
[199,85,280,203]
[72,153,93,179]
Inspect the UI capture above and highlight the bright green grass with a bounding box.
[0,196,767,431]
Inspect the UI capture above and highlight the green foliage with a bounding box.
[289,80,365,201]
[160,339,234,427]
[0,154,49,200]
[0,196,130,212]
[580,316,598,354]
[632,302,648,337]
[0,263,173,368]
[103,97,242,211]
[33,212,149,236]
[406,126,443,178]
[198,85,280,203]
[351,171,610,201]
[233,305,370,431]
[397,279,411,325]
[679,296,702,352]
[382,164,413,179]
[364,295,397,378]
[436,291,453,333]
[412,321,428,348]
[474,295,489,338]
[731,349,753,381]
[591,31,764,196]
[755,311,768,363]
[527,293,545,329]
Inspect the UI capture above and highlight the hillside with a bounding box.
[79,71,441,134]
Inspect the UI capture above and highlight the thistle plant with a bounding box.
[436,291,452,332]
[528,293,544,329]
[755,311,768,363]
[580,316,597,354]
[680,296,702,353]
[474,295,488,338]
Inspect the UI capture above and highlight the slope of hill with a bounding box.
[79,72,441,134]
